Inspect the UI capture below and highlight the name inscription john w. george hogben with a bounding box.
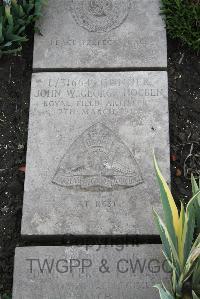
[21,71,170,237]
[12,245,170,299]
[33,0,167,69]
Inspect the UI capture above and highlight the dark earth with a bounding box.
[0,31,200,297]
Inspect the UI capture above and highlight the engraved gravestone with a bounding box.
[21,71,169,237]
[12,245,170,299]
[33,0,167,69]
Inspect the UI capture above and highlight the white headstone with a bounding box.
[21,71,169,237]
[33,0,167,69]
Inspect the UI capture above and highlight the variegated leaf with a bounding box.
[154,284,174,299]
[154,156,178,251]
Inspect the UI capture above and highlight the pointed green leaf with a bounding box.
[154,156,178,251]
[187,190,200,222]
[154,284,174,299]
[183,214,195,266]
[192,291,199,299]
[191,175,200,231]
[153,210,181,276]
[183,236,200,282]
[191,174,199,194]
[154,210,172,263]
[0,23,4,43]
[192,258,200,289]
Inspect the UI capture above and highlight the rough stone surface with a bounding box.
[33,0,167,69]
[21,71,169,237]
[12,245,170,299]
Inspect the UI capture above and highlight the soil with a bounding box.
[0,34,200,296]
[168,39,200,204]
[0,31,33,297]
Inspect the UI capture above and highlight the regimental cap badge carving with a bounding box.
[52,123,143,191]
[70,0,131,33]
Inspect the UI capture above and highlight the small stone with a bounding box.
[171,154,177,162]
[1,206,9,214]
[176,168,182,177]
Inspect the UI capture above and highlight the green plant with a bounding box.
[160,0,200,51]
[191,174,200,235]
[1,293,12,299]
[0,0,46,57]
[153,157,200,299]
